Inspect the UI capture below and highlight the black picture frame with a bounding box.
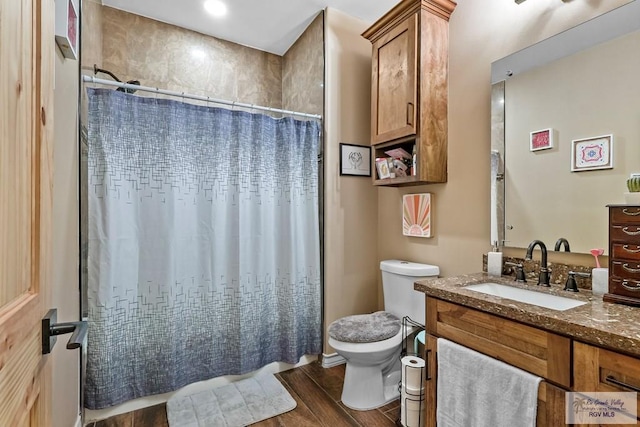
[339,143,371,177]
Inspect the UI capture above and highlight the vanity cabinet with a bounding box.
[604,205,640,306]
[573,341,640,425]
[362,0,456,186]
[423,296,570,426]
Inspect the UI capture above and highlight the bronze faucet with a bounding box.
[526,240,550,286]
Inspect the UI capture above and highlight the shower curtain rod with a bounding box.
[82,75,322,120]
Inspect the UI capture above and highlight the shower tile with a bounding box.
[100,6,283,108]
[282,13,324,116]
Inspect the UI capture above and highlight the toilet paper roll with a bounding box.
[401,393,425,427]
[401,356,426,393]
[402,383,424,397]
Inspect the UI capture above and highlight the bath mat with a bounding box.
[166,373,296,427]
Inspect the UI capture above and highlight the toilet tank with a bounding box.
[380,260,439,325]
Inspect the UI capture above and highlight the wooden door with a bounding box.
[370,12,418,145]
[1,0,55,425]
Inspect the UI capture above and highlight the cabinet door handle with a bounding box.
[406,102,414,126]
[621,280,640,291]
[605,375,640,393]
[425,349,432,381]
[622,208,640,216]
[622,227,640,236]
[622,245,640,253]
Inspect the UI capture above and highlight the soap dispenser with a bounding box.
[487,241,503,277]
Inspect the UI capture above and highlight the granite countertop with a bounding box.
[414,272,640,358]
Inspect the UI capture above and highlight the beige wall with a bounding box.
[323,8,379,354]
[101,7,282,108]
[282,12,324,116]
[52,29,80,427]
[377,0,632,277]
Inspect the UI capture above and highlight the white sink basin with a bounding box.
[464,282,587,311]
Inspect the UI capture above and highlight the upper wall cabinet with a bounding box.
[363,0,456,186]
[370,13,418,145]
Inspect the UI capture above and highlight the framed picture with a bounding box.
[340,143,371,177]
[55,0,78,60]
[375,158,391,179]
[530,128,554,151]
[571,134,614,172]
[402,193,432,238]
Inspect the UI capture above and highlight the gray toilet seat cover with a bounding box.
[328,311,401,343]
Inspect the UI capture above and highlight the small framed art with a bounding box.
[55,0,78,60]
[402,193,431,238]
[340,143,371,177]
[530,128,554,151]
[375,158,391,179]
[571,134,613,172]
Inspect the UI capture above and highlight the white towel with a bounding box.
[436,338,542,427]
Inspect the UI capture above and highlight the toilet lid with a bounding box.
[328,311,400,343]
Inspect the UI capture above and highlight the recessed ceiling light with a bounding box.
[204,0,227,17]
[191,48,206,60]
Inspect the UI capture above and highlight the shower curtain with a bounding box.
[85,88,322,409]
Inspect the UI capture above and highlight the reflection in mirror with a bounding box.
[491,1,640,254]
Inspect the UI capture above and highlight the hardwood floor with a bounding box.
[87,362,401,427]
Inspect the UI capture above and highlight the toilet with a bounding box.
[328,260,439,410]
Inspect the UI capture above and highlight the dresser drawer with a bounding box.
[611,206,640,224]
[611,224,640,242]
[611,243,640,261]
[426,296,571,388]
[611,260,640,280]
[609,276,640,296]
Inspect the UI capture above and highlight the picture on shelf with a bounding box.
[376,143,417,179]
[375,158,391,179]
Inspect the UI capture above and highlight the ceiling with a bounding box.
[101,0,402,55]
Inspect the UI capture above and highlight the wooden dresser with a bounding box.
[604,204,640,306]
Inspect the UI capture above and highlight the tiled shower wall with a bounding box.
[85,5,323,113]
[282,13,324,116]
[99,6,283,108]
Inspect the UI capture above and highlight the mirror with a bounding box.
[491,1,640,254]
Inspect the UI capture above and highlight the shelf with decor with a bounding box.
[373,138,418,186]
[372,137,445,186]
[363,0,455,187]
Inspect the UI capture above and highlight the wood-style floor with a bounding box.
[87,362,401,427]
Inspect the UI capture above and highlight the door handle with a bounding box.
[406,102,414,126]
[42,308,88,354]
